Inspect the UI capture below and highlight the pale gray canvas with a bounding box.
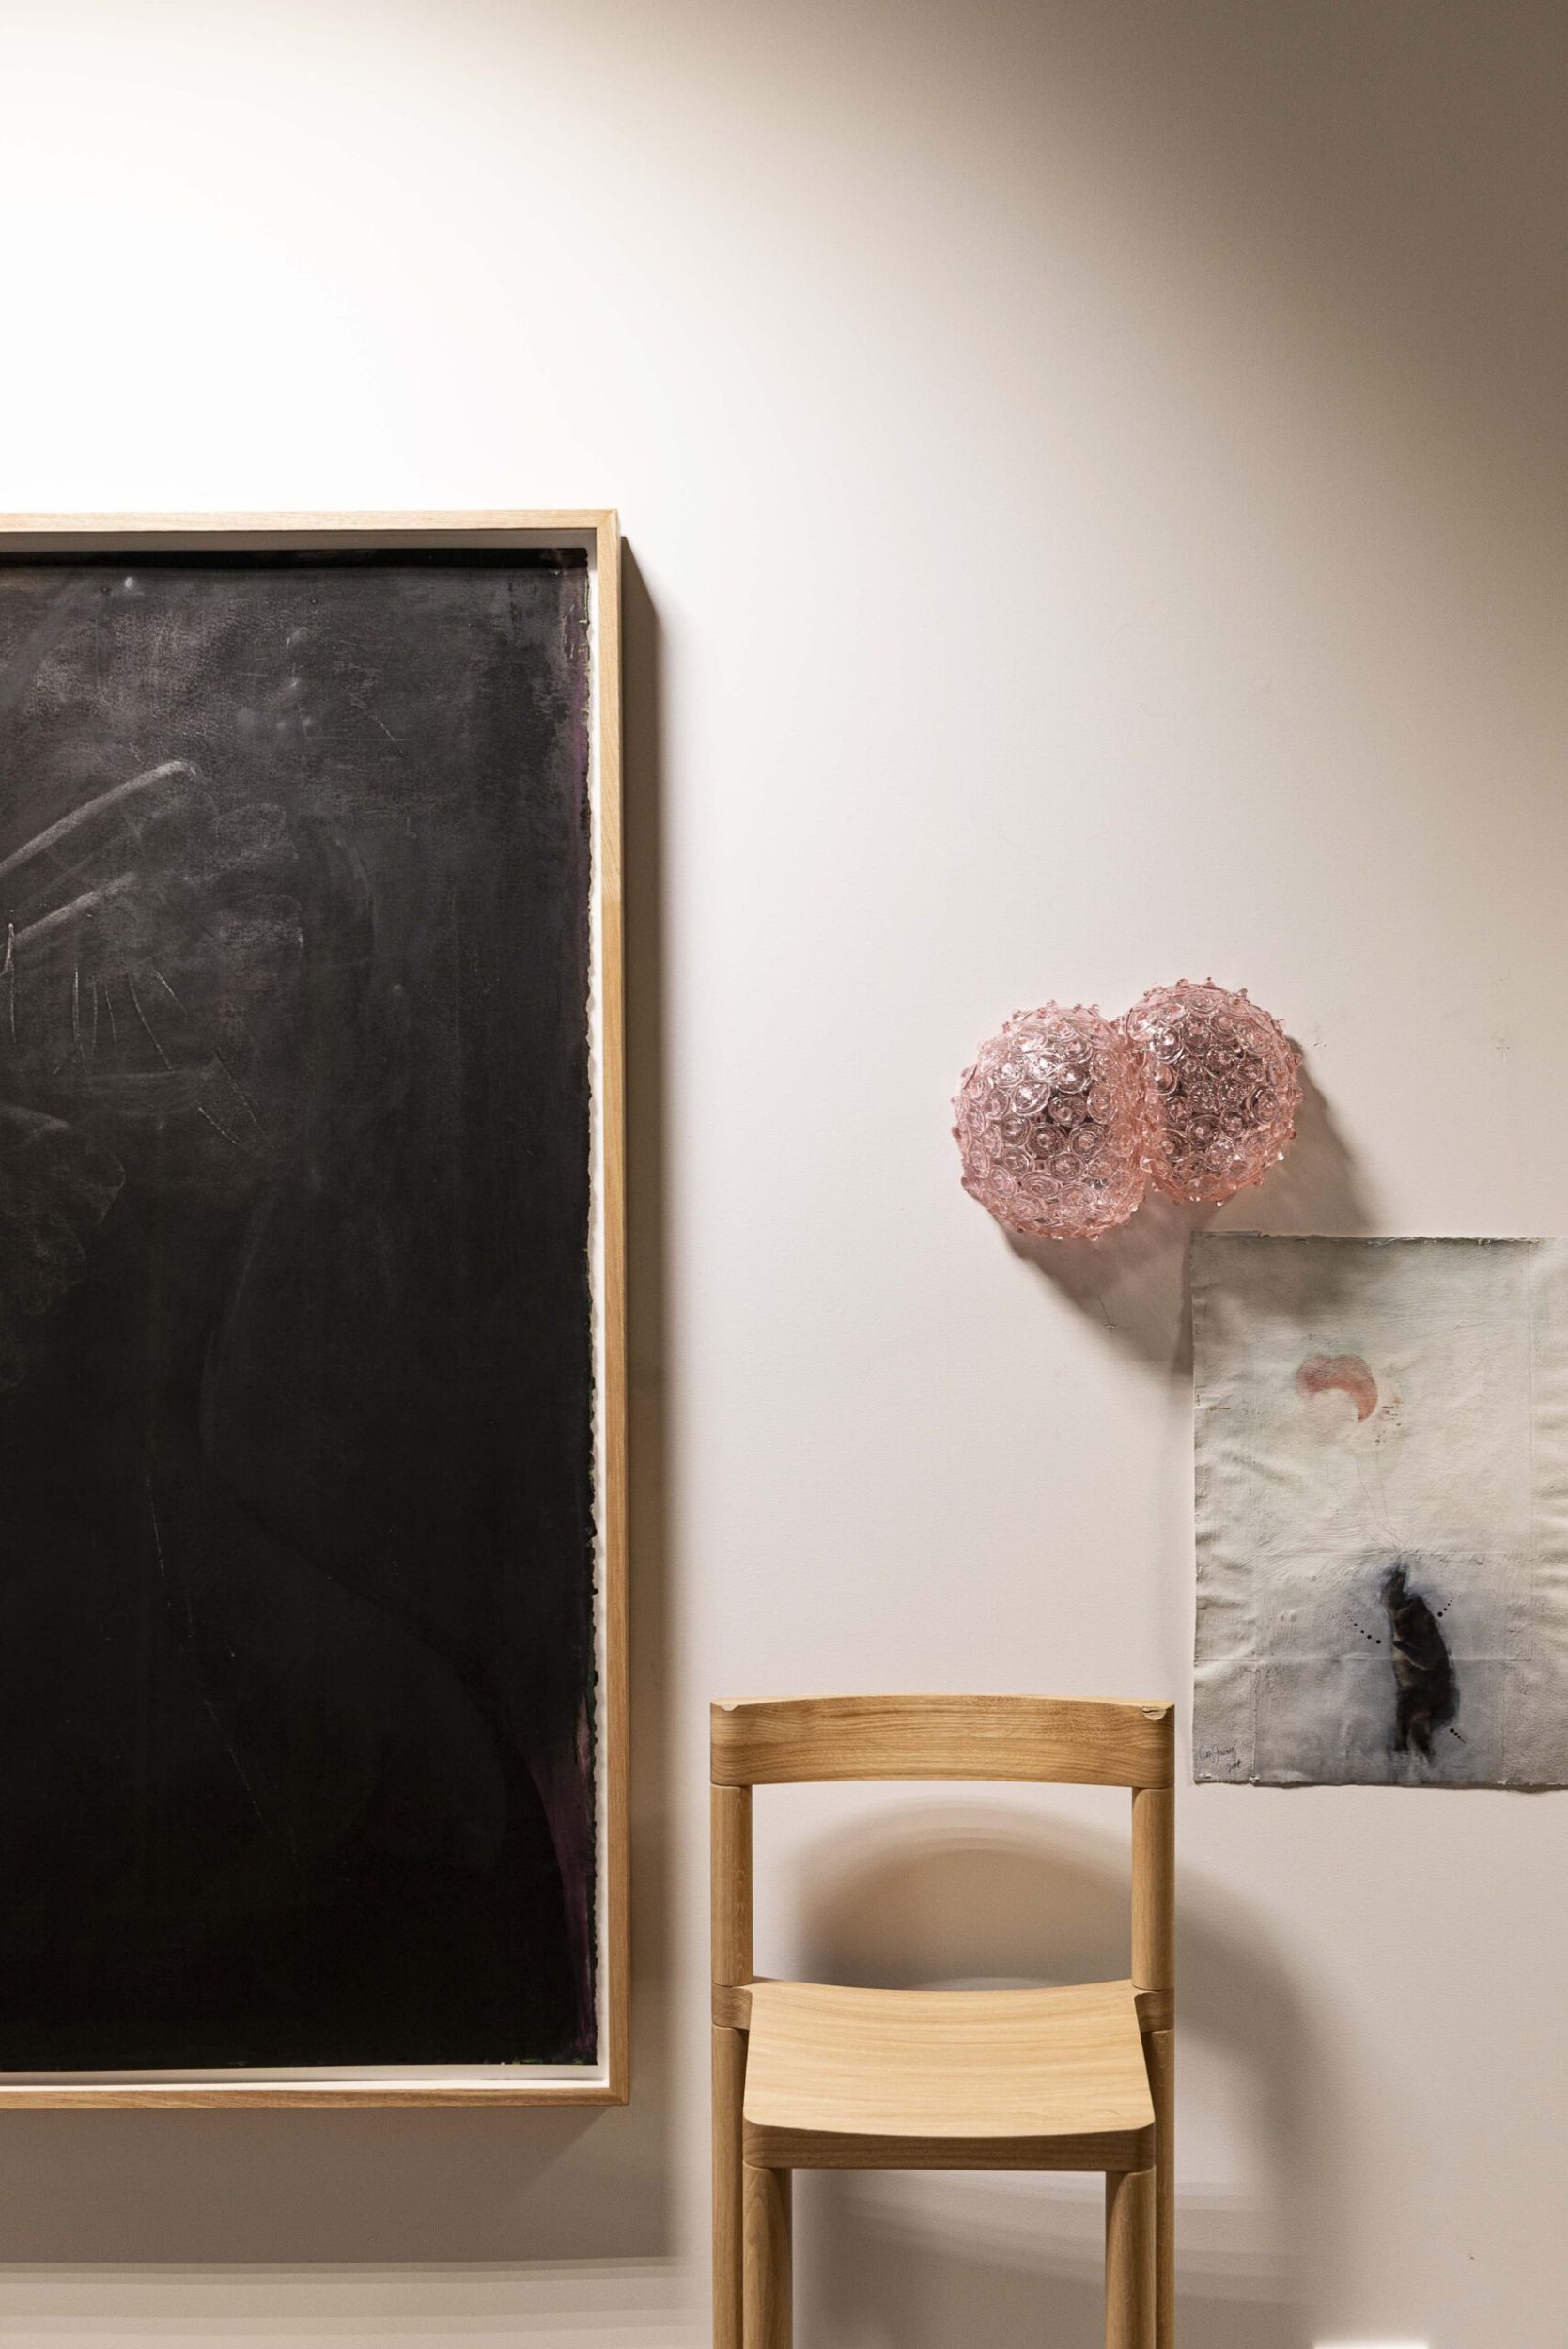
[1192,1234,1568,1787]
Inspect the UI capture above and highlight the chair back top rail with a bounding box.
[712,1694,1173,1790]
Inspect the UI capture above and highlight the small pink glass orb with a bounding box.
[1124,980,1302,1206]
[953,1003,1149,1240]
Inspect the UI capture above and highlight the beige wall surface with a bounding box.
[2,1,1565,2341]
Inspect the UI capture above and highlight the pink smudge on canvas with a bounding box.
[1297,1353,1379,1421]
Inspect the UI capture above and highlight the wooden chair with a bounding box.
[711,1694,1175,2349]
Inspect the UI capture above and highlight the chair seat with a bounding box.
[742,1978,1156,2172]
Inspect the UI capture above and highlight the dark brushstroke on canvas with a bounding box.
[1354,1556,1459,1761]
[1381,1563,1458,1757]
[0,553,596,2067]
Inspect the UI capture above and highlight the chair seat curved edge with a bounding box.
[741,1977,1156,2173]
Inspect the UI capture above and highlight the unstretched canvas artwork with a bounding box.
[0,532,622,2092]
[1193,1233,1568,1788]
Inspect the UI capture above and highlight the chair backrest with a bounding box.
[712,1692,1172,1790]
[710,1693,1175,2008]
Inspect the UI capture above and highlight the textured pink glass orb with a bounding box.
[1125,980,1301,1206]
[953,1003,1149,1240]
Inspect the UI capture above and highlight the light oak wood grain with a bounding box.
[711,1692,1174,2341]
[742,2162,790,2349]
[0,511,617,549]
[711,1776,754,2344]
[1106,2164,1157,2348]
[1146,2027,1174,2348]
[716,1977,1167,2038]
[1134,1986,1174,2034]
[0,512,627,2110]
[1129,1776,1174,2328]
[712,1693,1174,1790]
[1131,1786,1175,1993]
[713,2027,747,2349]
[742,1980,1155,2172]
[593,511,629,2107]
[711,1785,753,1989]
[0,2083,629,2108]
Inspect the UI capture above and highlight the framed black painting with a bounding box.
[0,514,626,2105]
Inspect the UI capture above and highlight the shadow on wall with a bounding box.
[0,551,675,2269]
[786,1806,1329,2349]
[1007,1058,1376,1378]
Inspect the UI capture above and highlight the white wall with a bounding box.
[2,2,1565,2341]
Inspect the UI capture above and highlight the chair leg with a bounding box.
[1145,2028,1174,2348]
[1105,2166,1156,2349]
[743,2160,791,2349]
[713,2028,746,2349]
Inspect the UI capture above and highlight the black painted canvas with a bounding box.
[0,552,598,2068]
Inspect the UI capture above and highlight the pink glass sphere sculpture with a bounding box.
[1124,980,1301,1206]
[953,1003,1149,1240]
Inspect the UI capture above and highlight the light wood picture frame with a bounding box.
[0,513,627,2106]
